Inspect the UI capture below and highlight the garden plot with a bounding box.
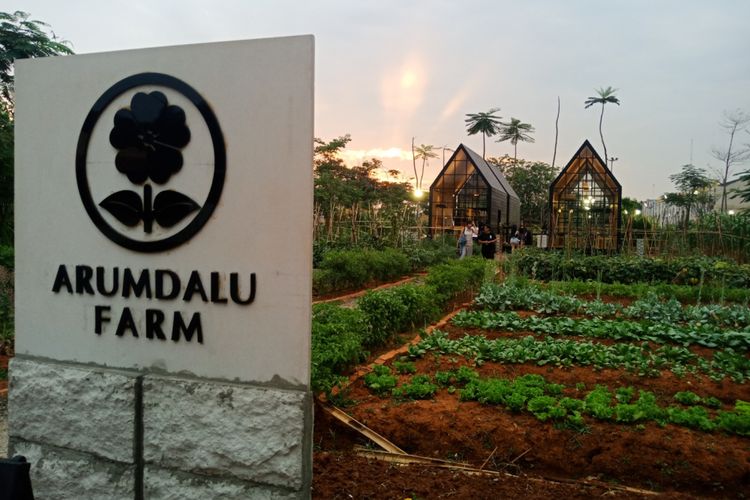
[331,281,750,496]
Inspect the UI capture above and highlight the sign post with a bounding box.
[11,36,314,498]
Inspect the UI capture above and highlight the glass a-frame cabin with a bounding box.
[428,144,520,236]
[549,140,622,251]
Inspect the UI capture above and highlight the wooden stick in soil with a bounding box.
[355,448,660,496]
[479,446,497,470]
[320,404,406,455]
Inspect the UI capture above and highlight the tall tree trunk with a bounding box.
[552,96,560,168]
[599,103,608,166]
[482,133,486,159]
[721,122,739,213]
[411,137,418,189]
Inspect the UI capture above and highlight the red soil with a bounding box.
[313,319,750,498]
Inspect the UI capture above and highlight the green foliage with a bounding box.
[311,258,488,393]
[0,244,11,268]
[624,292,683,322]
[314,248,412,295]
[400,239,455,269]
[435,366,479,387]
[310,303,369,393]
[666,406,715,431]
[673,391,702,406]
[490,156,557,227]
[716,401,750,436]
[0,11,74,245]
[546,279,750,304]
[393,359,416,374]
[312,242,456,297]
[358,283,440,345]
[0,110,12,245]
[314,135,422,247]
[364,364,398,396]
[584,386,614,419]
[452,310,750,351]
[423,258,488,306]
[665,164,715,228]
[512,250,750,289]
[464,108,502,158]
[392,374,438,400]
[0,265,11,354]
[411,330,750,382]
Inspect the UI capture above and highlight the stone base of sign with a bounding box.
[8,357,139,463]
[144,466,297,500]
[8,357,311,499]
[142,375,310,490]
[10,439,136,500]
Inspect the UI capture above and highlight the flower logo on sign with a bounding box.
[100,91,200,233]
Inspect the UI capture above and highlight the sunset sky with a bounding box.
[10,0,750,200]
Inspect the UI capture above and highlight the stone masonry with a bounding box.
[8,357,311,499]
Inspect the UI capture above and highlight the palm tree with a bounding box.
[497,118,535,165]
[414,144,438,191]
[464,107,502,159]
[584,87,620,167]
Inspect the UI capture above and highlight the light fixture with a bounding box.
[635,209,641,216]
[623,209,628,215]
[728,210,736,215]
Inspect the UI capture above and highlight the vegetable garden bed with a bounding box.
[313,279,750,497]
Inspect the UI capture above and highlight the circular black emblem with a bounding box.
[76,73,225,252]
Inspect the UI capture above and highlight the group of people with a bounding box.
[457,222,532,259]
[457,221,497,260]
[509,226,533,250]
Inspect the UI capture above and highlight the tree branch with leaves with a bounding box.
[464,107,502,159]
[584,87,620,168]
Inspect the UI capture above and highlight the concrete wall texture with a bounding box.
[9,357,311,499]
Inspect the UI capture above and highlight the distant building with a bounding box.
[428,143,520,236]
[642,198,683,224]
[712,177,750,213]
[548,140,621,250]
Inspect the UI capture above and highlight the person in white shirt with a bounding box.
[458,222,475,258]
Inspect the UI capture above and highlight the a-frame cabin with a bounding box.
[548,140,622,251]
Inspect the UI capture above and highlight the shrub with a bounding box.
[424,258,487,306]
[392,374,437,400]
[512,250,750,287]
[673,391,702,406]
[358,284,440,345]
[0,245,12,269]
[364,365,398,395]
[311,303,370,393]
[393,360,417,374]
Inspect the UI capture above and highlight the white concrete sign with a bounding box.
[15,36,314,387]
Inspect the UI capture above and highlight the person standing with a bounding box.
[478,225,497,259]
[458,222,475,258]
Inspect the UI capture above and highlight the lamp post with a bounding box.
[608,156,619,172]
[438,146,453,166]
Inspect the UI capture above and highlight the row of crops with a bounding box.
[350,256,750,440]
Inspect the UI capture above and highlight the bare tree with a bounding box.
[711,110,750,212]
[552,96,560,168]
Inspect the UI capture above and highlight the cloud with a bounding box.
[338,147,412,164]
